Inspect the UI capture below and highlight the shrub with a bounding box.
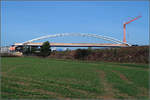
[22,45,30,56]
[74,49,91,60]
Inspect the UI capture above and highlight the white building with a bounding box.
[0,46,10,53]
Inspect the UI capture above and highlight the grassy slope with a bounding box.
[1,57,149,99]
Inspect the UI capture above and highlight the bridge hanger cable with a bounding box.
[22,33,131,46]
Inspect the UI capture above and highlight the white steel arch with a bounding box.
[22,33,131,46]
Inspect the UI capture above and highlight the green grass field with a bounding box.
[1,57,149,99]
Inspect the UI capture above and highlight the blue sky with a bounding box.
[1,1,149,47]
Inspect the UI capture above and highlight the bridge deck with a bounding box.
[14,43,129,47]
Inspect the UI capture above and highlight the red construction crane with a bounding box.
[123,16,142,43]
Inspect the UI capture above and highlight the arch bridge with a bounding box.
[14,33,131,48]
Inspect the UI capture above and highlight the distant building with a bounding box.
[0,46,10,53]
[51,47,56,51]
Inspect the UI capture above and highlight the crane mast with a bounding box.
[123,16,142,43]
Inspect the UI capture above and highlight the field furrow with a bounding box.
[1,57,149,99]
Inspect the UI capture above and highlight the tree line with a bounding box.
[49,46,149,64]
[23,41,51,57]
[21,41,149,64]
